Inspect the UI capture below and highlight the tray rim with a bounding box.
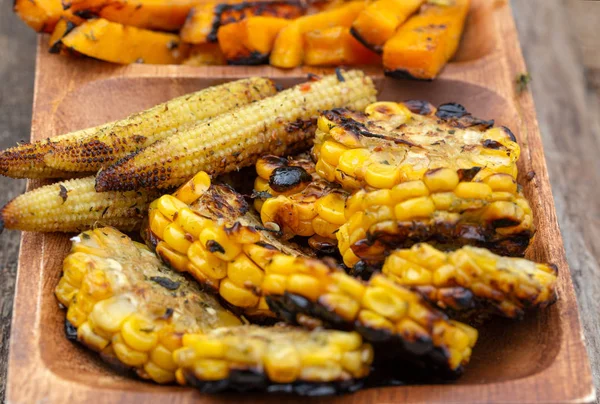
[5,2,595,403]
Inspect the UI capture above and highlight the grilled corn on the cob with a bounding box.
[253,155,348,241]
[44,78,277,173]
[1,176,160,232]
[174,325,373,394]
[55,227,243,384]
[148,172,477,376]
[95,70,377,192]
[337,168,535,267]
[381,244,558,319]
[313,101,518,192]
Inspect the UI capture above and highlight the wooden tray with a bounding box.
[6,1,595,402]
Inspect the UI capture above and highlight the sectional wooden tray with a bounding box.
[5,0,595,402]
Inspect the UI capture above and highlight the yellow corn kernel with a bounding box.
[316,193,347,225]
[156,241,190,272]
[219,279,259,308]
[337,148,371,177]
[315,158,336,182]
[175,368,186,385]
[266,254,299,275]
[156,195,188,221]
[450,320,478,346]
[483,173,517,193]
[423,168,460,192]
[175,208,211,238]
[227,254,265,288]
[369,274,419,303]
[149,209,170,240]
[193,359,230,380]
[454,182,493,200]
[62,253,91,287]
[383,255,432,285]
[364,162,402,189]
[144,361,176,384]
[225,339,267,363]
[78,321,110,351]
[312,216,340,238]
[431,192,454,210]
[300,345,342,366]
[243,244,276,269]
[55,278,78,307]
[187,241,227,279]
[113,334,149,367]
[362,286,408,321]
[365,102,412,122]
[66,304,88,327]
[327,331,362,351]
[391,180,429,202]
[331,272,366,301]
[121,315,159,352]
[87,296,136,333]
[264,343,301,383]
[341,350,364,377]
[344,191,366,218]
[319,292,360,320]
[173,171,211,205]
[300,365,343,382]
[357,309,395,332]
[320,140,350,166]
[173,346,197,369]
[363,189,393,207]
[396,318,428,340]
[287,274,323,301]
[295,201,318,221]
[342,248,360,267]
[163,222,192,254]
[394,196,435,221]
[150,344,177,371]
[183,335,226,359]
[262,273,288,295]
[200,226,241,261]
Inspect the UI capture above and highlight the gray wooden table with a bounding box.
[0,0,598,401]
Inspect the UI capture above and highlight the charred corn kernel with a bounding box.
[173,172,211,204]
[365,163,402,189]
[394,196,435,221]
[187,241,227,280]
[156,242,190,272]
[200,227,241,261]
[0,176,159,233]
[454,182,493,200]
[423,168,460,192]
[163,223,192,254]
[144,361,175,384]
[95,71,377,192]
[365,102,413,121]
[320,140,349,166]
[483,173,518,193]
[382,243,558,319]
[219,279,260,308]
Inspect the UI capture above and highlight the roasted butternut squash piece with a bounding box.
[182,44,226,66]
[14,0,78,33]
[270,1,366,68]
[181,1,305,44]
[64,0,199,31]
[217,16,289,64]
[304,26,381,66]
[61,18,189,64]
[350,0,424,52]
[48,17,80,54]
[383,0,470,80]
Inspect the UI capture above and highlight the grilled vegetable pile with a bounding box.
[0,73,559,395]
[14,0,470,79]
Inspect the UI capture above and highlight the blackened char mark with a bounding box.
[269,166,312,193]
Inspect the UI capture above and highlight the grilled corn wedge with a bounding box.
[313,101,518,192]
[254,155,348,241]
[1,176,159,232]
[337,168,534,267]
[45,78,277,173]
[381,244,558,319]
[95,70,377,192]
[174,325,373,394]
[145,172,308,319]
[55,227,243,384]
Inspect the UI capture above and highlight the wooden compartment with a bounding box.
[5,0,594,403]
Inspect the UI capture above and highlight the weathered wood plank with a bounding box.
[513,0,600,399]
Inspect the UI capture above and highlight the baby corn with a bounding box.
[174,325,373,394]
[382,244,558,319]
[55,227,242,384]
[95,70,377,192]
[45,77,277,173]
[313,101,518,192]
[1,176,160,232]
[337,168,535,267]
[253,155,348,241]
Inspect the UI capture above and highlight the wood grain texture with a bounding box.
[0,0,599,402]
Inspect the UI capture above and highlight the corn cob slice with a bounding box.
[313,101,518,192]
[145,172,309,320]
[337,168,535,267]
[174,325,373,394]
[253,155,348,241]
[95,70,377,192]
[44,78,277,173]
[380,244,558,320]
[1,176,160,232]
[55,227,243,384]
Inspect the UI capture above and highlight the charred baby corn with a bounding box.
[313,101,518,192]
[174,325,373,394]
[1,176,160,232]
[45,78,277,173]
[381,244,558,319]
[148,172,477,376]
[253,155,348,241]
[55,227,242,384]
[95,70,377,192]
[337,168,535,267]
